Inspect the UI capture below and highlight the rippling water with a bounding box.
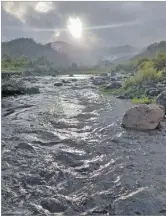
[2,75,166,215]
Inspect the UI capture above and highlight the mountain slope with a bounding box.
[133,41,166,60]
[98,45,140,64]
[2,38,71,68]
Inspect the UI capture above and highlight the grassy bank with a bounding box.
[100,52,166,104]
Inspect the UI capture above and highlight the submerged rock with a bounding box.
[116,95,129,99]
[71,78,77,82]
[41,198,67,213]
[61,79,70,84]
[156,90,166,111]
[2,79,40,97]
[54,82,63,87]
[122,104,165,130]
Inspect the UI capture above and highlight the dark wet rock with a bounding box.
[2,72,21,79]
[145,88,161,97]
[21,77,38,82]
[41,198,67,213]
[24,175,45,186]
[156,90,166,111]
[106,82,122,89]
[15,142,35,152]
[71,78,77,82]
[24,87,40,94]
[116,76,122,81]
[2,79,40,97]
[122,104,165,130]
[156,83,165,89]
[29,203,50,215]
[69,74,74,77]
[3,110,15,117]
[110,78,116,81]
[54,82,63,87]
[61,79,70,84]
[116,95,129,99]
[91,77,107,85]
[101,73,108,77]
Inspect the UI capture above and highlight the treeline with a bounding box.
[2,54,52,71]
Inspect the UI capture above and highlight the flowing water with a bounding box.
[2,75,166,215]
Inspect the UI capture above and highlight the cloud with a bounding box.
[2,1,166,47]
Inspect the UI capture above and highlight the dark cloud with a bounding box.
[2,1,166,47]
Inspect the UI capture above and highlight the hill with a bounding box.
[2,38,71,68]
[99,45,140,64]
[133,41,166,60]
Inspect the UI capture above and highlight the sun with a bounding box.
[67,17,83,39]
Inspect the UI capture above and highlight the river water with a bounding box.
[2,75,166,215]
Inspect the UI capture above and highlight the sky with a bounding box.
[1,1,166,49]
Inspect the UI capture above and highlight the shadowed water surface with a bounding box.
[2,75,166,215]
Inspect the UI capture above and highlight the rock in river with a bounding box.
[156,90,166,111]
[122,104,165,130]
[2,79,40,97]
[54,82,63,87]
[41,198,67,213]
[91,77,107,85]
[106,81,122,89]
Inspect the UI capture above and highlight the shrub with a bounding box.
[132,96,156,104]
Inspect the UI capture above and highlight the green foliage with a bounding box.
[2,38,70,68]
[101,49,166,104]
[132,96,156,104]
[2,55,52,70]
[133,41,166,60]
[153,52,166,71]
[2,55,30,71]
[123,59,162,89]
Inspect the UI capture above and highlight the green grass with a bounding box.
[99,85,123,95]
[132,96,156,104]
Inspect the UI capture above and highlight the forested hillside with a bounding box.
[133,41,166,60]
[2,38,70,68]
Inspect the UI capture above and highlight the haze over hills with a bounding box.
[133,40,166,60]
[1,37,141,67]
[2,37,166,69]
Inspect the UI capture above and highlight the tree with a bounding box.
[154,52,166,71]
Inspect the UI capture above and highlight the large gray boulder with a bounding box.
[156,90,166,111]
[106,81,122,89]
[122,104,165,130]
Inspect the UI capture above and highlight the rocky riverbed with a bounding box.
[2,75,166,215]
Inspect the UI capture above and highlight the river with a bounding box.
[2,75,166,215]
